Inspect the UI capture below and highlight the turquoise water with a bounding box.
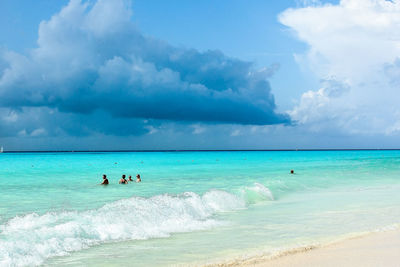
[0,151,400,266]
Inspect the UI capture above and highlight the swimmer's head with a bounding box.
[136,174,140,178]
[103,174,107,179]
[122,174,126,178]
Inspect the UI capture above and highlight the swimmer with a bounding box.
[290,170,294,174]
[136,174,141,183]
[128,175,133,182]
[101,174,109,185]
[119,174,128,184]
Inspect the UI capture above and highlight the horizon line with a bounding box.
[1,149,400,153]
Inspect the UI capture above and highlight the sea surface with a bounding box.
[0,150,400,266]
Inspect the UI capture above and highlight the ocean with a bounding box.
[0,150,399,266]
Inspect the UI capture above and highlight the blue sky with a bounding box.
[0,0,399,150]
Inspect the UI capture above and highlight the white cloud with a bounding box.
[30,128,47,137]
[1,109,18,122]
[191,124,206,135]
[280,0,400,135]
[231,129,242,136]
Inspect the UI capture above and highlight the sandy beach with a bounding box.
[210,229,400,267]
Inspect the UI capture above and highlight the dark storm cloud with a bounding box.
[0,0,289,137]
[0,107,150,137]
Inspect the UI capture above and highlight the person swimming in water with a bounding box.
[136,174,141,183]
[119,174,128,184]
[101,174,109,185]
[128,175,133,182]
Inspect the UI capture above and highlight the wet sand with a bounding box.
[210,229,400,267]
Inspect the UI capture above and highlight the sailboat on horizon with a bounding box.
[0,146,3,153]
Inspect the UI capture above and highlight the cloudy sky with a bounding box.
[0,0,399,150]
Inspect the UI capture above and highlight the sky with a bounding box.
[0,0,399,150]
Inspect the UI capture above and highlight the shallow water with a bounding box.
[0,151,400,266]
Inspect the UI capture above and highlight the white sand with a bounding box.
[209,229,400,267]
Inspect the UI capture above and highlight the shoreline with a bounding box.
[205,226,400,267]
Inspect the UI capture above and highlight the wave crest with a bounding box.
[240,182,274,204]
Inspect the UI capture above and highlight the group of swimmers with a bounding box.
[100,169,293,185]
[100,174,141,185]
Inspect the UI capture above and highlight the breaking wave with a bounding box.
[0,183,273,266]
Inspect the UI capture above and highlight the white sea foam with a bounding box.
[0,184,272,266]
